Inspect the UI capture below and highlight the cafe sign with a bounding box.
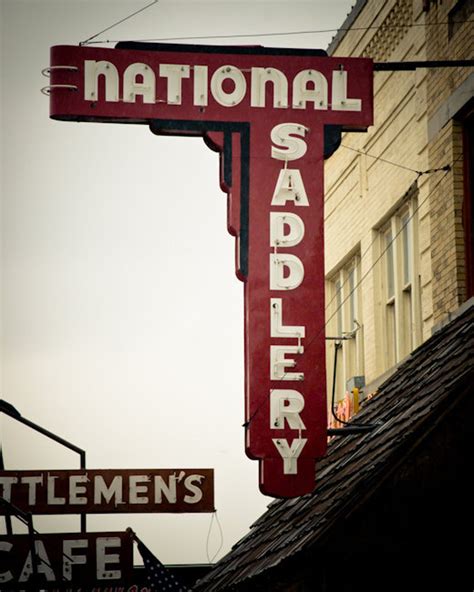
[0,531,133,589]
[45,42,373,497]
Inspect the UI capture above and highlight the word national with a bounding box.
[83,59,362,112]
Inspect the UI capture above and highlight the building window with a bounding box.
[378,193,421,369]
[327,255,364,405]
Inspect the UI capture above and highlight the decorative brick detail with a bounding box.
[362,0,412,61]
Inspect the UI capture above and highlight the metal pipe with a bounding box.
[0,445,13,535]
[0,399,87,532]
[374,59,474,71]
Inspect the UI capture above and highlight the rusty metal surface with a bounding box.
[194,303,474,591]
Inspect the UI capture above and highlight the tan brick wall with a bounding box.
[325,0,472,396]
[429,120,468,322]
[325,0,431,386]
[424,0,473,323]
[425,0,473,121]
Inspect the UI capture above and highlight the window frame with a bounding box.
[378,193,421,370]
[327,254,364,405]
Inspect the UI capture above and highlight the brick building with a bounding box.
[325,0,473,420]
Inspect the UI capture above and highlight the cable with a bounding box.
[324,161,451,317]
[316,157,458,366]
[245,156,458,428]
[80,20,474,45]
[340,144,425,175]
[206,511,224,564]
[325,144,450,222]
[80,0,159,46]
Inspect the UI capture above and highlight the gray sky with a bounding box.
[1,0,354,565]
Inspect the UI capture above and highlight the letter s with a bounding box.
[184,474,204,504]
[271,123,308,161]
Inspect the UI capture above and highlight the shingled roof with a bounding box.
[195,300,474,591]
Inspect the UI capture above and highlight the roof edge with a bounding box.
[327,0,368,56]
[431,297,474,335]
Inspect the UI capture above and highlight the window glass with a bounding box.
[335,278,343,335]
[385,228,395,299]
[401,212,412,287]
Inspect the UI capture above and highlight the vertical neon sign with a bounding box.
[46,43,373,497]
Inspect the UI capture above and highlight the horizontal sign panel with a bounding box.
[0,531,133,589]
[0,469,214,514]
[48,44,373,130]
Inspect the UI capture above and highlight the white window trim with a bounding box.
[377,195,421,371]
[327,255,364,404]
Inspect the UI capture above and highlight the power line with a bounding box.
[80,0,159,46]
[245,157,457,428]
[341,144,425,174]
[324,146,450,221]
[321,157,457,357]
[80,20,473,45]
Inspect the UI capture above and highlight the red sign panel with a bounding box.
[0,531,133,589]
[46,43,373,497]
[0,469,214,513]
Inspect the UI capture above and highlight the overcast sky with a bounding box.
[1,0,354,565]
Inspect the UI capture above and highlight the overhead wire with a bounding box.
[80,0,159,46]
[206,511,224,564]
[323,158,451,317]
[80,20,474,45]
[245,154,459,429]
[76,0,469,437]
[324,145,449,222]
[305,155,458,381]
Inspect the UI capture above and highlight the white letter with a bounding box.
[129,475,149,504]
[270,390,306,429]
[272,438,307,474]
[154,476,177,503]
[270,212,305,248]
[94,476,123,506]
[271,169,309,206]
[159,64,190,105]
[270,298,305,339]
[21,475,43,505]
[84,60,119,102]
[19,541,55,582]
[123,63,156,104]
[270,254,304,290]
[0,542,13,583]
[184,475,204,504]
[69,475,87,505]
[271,123,308,161]
[292,69,327,109]
[211,65,246,107]
[270,345,304,381]
[193,65,208,106]
[0,477,17,502]
[47,475,65,505]
[332,70,361,111]
[251,67,288,108]
[63,540,88,581]
[97,537,121,580]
